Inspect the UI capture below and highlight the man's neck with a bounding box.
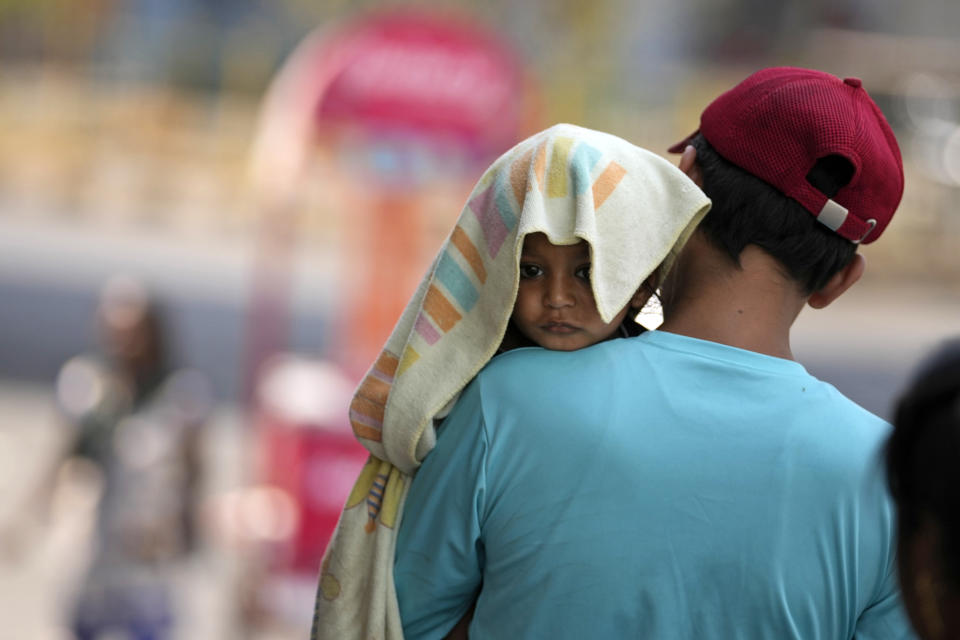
[658,240,807,361]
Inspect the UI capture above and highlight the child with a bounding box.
[311,123,711,640]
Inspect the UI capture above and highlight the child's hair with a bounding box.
[887,338,960,589]
[690,134,858,295]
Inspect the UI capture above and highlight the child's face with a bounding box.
[512,233,634,351]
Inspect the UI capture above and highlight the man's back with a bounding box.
[394,332,912,638]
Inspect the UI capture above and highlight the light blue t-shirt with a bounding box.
[394,331,914,639]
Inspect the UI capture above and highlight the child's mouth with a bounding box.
[541,322,578,333]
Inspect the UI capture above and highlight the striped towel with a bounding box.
[311,124,711,639]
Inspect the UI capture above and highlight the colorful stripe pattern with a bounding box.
[364,465,389,532]
[410,188,508,350]
[349,350,399,443]
[541,136,626,204]
[344,456,405,532]
[593,161,627,209]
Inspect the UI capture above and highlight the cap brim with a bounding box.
[667,129,699,154]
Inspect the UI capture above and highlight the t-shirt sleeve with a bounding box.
[394,379,488,640]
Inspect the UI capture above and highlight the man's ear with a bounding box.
[807,253,865,309]
[678,145,703,187]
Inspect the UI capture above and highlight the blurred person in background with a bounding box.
[887,338,960,640]
[55,275,211,640]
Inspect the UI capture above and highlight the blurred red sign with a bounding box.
[316,11,528,157]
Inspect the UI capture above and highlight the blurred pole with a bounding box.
[340,192,424,375]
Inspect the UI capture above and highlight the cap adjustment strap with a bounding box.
[816,199,878,244]
[816,198,848,232]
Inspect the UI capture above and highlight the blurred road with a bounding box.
[0,383,312,640]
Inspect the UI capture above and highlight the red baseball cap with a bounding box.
[669,67,904,244]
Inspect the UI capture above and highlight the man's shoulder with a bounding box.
[480,340,634,385]
[805,374,891,434]
[467,341,635,416]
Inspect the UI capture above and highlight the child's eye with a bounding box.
[575,265,591,281]
[519,263,543,279]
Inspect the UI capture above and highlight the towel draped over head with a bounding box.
[311,123,711,640]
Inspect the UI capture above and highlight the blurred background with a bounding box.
[1,1,958,638]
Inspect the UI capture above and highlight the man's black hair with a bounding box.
[887,338,960,588]
[690,134,857,294]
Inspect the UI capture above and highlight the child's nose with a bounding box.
[544,276,575,308]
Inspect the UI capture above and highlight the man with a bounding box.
[393,67,915,638]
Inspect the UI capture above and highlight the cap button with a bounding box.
[843,77,862,89]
